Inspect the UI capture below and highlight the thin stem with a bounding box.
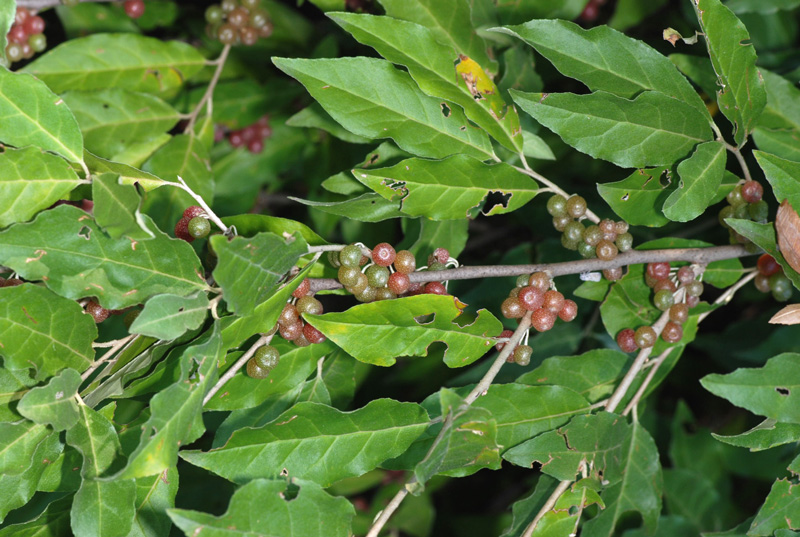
[523,480,573,537]
[366,487,410,537]
[515,161,600,224]
[92,336,133,348]
[161,177,230,235]
[697,270,757,323]
[203,334,273,406]
[184,44,231,133]
[725,143,753,183]
[81,334,136,381]
[621,348,673,416]
[309,245,753,292]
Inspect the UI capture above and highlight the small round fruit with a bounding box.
[227,6,249,26]
[677,266,695,285]
[646,262,671,281]
[292,278,310,298]
[375,287,396,301]
[564,220,585,243]
[293,334,311,347]
[495,329,514,351]
[217,23,238,45]
[615,233,633,253]
[239,25,260,45]
[558,299,578,322]
[228,130,245,147]
[303,323,327,344]
[424,282,447,295]
[124,0,145,18]
[741,180,763,204]
[387,272,410,295]
[528,272,550,291]
[28,33,46,53]
[372,242,396,267]
[686,295,700,308]
[513,345,533,366]
[757,254,781,276]
[338,266,361,288]
[553,215,571,232]
[599,219,617,240]
[187,217,211,239]
[516,274,530,287]
[603,266,624,281]
[257,20,274,37]
[394,250,416,274]
[615,221,629,235]
[205,5,224,23]
[86,300,109,323]
[686,280,704,297]
[546,195,568,217]
[501,297,524,318]
[250,9,270,29]
[183,205,205,219]
[566,195,587,218]
[174,216,193,242]
[518,286,545,311]
[653,279,677,294]
[583,225,603,247]
[279,320,303,340]
[727,185,745,207]
[561,234,579,251]
[661,321,683,343]
[509,287,520,298]
[634,326,657,348]
[428,261,447,272]
[616,328,638,353]
[6,43,23,63]
[669,303,689,324]
[431,248,450,265]
[578,241,596,259]
[733,203,749,220]
[296,296,323,316]
[278,303,299,326]
[339,244,363,267]
[23,15,45,35]
[754,273,771,293]
[254,345,280,370]
[596,240,618,261]
[770,273,792,302]
[221,0,238,12]
[749,200,768,223]
[15,7,30,26]
[349,272,369,296]
[718,205,735,229]
[327,250,342,269]
[531,309,557,332]
[543,290,565,313]
[246,357,270,379]
[366,265,390,288]
[355,285,377,303]
[7,25,27,45]
[247,138,264,154]
[653,289,674,311]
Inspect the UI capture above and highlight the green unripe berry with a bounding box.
[253,345,280,370]
[513,345,533,366]
[769,273,792,302]
[749,200,768,223]
[553,215,571,232]
[546,195,568,217]
[653,289,674,311]
[578,241,596,259]
[28,33,47,53]
[727,185,745,207]
[718,205,734,228]
[206,4,224,23]
[355,285,377,303]
[339,244,362,267]
[733,203,749,220]
[366,265,390,288]
[583,225,603,247]
[187,217,211,239]
[246,357,270,379]
[686,280,704,297]
[561,233,579,251]
[563,220,585,243]
[296,296,323,316]
[327,250,342,268]
[616,232,633,252]
[338,266,361,287]
[516,274,530,287]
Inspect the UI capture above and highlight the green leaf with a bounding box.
[180,399,429,487]
[712,418,800,451]
[692,0,767,145]
[581,419,661,537]
[116,329,222,479]
[61,89,180,160]
[0,205,207,309]
[662,141,727,222]
[0,421,50,476]
[354,155,536,220]
[701,353,800,424]
[669,53,719,99]
[757,70,800,132]
[494,0,589,24]
[222,214,327,246]
[290,193,407,222]
[185,79,279,129]
[55,2,140,37]
[127,466,179,537]
[753,128,800,162]
[0,495,72,537]
[67,403,123,478]
[23,34,205,97]
[495,19,710,120]
[0,68,84,164]
[517,349,631,404]
[141,134,212,232]
[530,480,604,536]
[0,432,63,523]
[749,479,800,535]
[0,146,84,229]
[210,232,307,316]
[597,167,672,227]
[168,478,355,537]
[18,369,81,431]
[71,478,136,537]
[329,12,521,152]
[272,57,495,160]
[287,102,372,144]
[511,90,711,168]
[129,292,209,341]
[84,152,163,191]
[91,173,152,240]
[0,2,14,66]
[725,219,800,290]
[306,294,502,367]
[755,150,800,207]
[726,0,800,12]
[375,0,496,74]
[0,284,96,380]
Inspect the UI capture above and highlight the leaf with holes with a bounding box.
[0,67,84,163]
[662,141,727,222]
[18,368,81,432]
[129,291,209,340]
[0,284,96,380]
[210,232,307,316]
[168,479,355,537]
[0,205,207,309]
[0,146,84,229]
[306,294,502,367]
[179,399,429,486]
[272,57,495,160]
[597,167,673,227]
[511,90,712,168]
[692,0,766,145]
[701,353,800,424]
[353,155,537,220]
[22,34,205,97]
[91,173,153,241]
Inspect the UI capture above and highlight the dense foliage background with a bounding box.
[2,0,800,535]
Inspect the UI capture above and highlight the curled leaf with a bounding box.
[769,304,800,325]
[776,200,800,275]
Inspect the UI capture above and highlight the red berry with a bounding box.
[677,266,695,285]
[528,272,550,291]
[278,303,299,326]
[14,7,30,26]
[757,254,781,276]
[653,278,677,294]
[407,282,424,296]
[183,205,205,219]
[372,243,396,267]
[387,272,410,295]
[80,199,94,213]
[247,138,264,154]
[303,323,326,344]
[5,278,24,287]
[124,0,146,18]
[424,282,447,295]
[579,2,599,21]
[174,216,194,242]
[279,320,304,341]
[86,300,109,323]
[558,299,578,322]
[646,262,671,282]
[23,15,44,36]
[542,290,565,313]
[432,248,449,265]
[501,297,525,319]
[531,309,557,332]
[8,25,28,44]
[741,181,763,204]
[228,130,245,147]
[686,295,700,308]
[495,329,514,351]
[292,278,310,298]
[518,286,545,311]
[661,321,683,343]
[258,124,273,139]
[240,125,258,142]
[616,328,638,353]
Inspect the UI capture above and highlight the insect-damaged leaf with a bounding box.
[353,155,537,220]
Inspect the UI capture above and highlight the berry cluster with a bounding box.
[720,180,767,245]
[5,7,47,65]
[330,243,450,303]
[547,194,633,278]
[218,115,272,154]
[615,262,702,352]
[205,0,273,46]
[754,254,793,302]
[174,206,211,243]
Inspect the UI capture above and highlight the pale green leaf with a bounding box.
[92,173,152,240]
[712,418,800,451]
[0,421,49,476]
[221,213,327,246]
[329,12,521,151]
[290,193,406,222]
[511,90,712,168]
[749,479,800,535]
[693,0,767,145]
[0,433,63,523]
[71,478,136,537]
[597,167,672,227]
[287,102,371,144]
[0,205,208,309]
[0,67,84,163]
[753,128,800,162]
[272,57,495,160]
[755,150,800,207]
[662,141,727,222]
[758,70,800,132]
[129,292,209,340]
[210,232,307,316]
[66,403,123,478]
[0,146,84,228]
[354,155,536,220]
[168,479,355,537]
[127,466,179,537]
[180,399,429,487]
[701,353,800,423]
[0,2,14,66]
[496,19,710,120]
[306,294,502,367]
[84,152,164,191]
[23,34,205,97]
[0,284,96,380]
[18,368,81,431]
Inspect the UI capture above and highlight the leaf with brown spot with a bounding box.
[776,200,800,275]
[769,304,800,325]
